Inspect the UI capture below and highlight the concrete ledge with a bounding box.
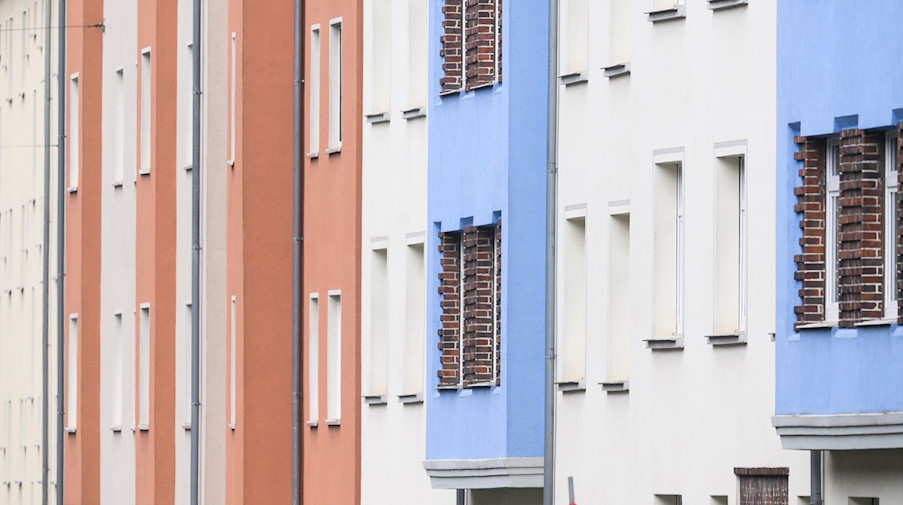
[423,457,543,489]
[773,412,903,450]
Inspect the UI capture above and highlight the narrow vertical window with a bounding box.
[367,249,388,398]
[20,11,26,93]
[328,19,343,150]
[229,34,236,165]
[562,0,587,76]
[138,304,150,429]
[326,291,342,423]
[229,295,236,428]
[113,68,124,184]
[713,156,746,335]
[69,74,79,189]
[140,48,152,174]
[309,26,320,155]
[826,139,840,322]
[608,0,631,68]
[402,242,425,396]
[183,302,192,427]
[406,0,427,109]
[885,131,898,320]
[366,0,390,115]
[6,18,13,97]
[66,314,78,431]
[654,162,683,338]
[308,294,320,424]
[560,216,586,387]
[607,213,630,385]
[183,42,193,168]
[112,313,123,428]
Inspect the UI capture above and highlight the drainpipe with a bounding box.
[189,0,202,501]
[56,0,67,503]
[291,0,305,502]
[40,0,52,501]
[810,450,823,505]
[543,0,559,502]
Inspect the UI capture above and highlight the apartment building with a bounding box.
[423,1,549,504]
[555,1,808,503]
[0,0,59,504]
[773,2,903,503]
[360,0,446,503]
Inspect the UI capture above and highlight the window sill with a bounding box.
[365,112,390,124]
[708,0,747,11]
[602,63,631,79]
[183,164,193,171]
[706,332,747,346]
[644,335,684,350]
[559,72,588,86]
[398,393,423,405]
[647,6,686,22]
[555,380,585,393]
[855,318,895,327]
[600,380,629,393]
[64,427,76,434]
[226,160,235,169]
[324,419,341,427]
[138,169,151,176]
[325,146,342,155]
[228,423,235,431]
[112,180,123,188]
[306,152,319,159]
[363,394,387,406]
[182,422,192,431]
[110,425,122,433]
[66,186,77,194]
[137,424,149,432]
[439,88,462,97]
[402,107,426,120]
[306,420,318,428]
[437,384,460,391]
[796,321,835,330]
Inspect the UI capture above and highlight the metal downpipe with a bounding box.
[291,0,305,502]
[189,0,203,502]
[543,0,559,502]
[55,0,67,503]
[40,0,52,502]
[811,450,823,505]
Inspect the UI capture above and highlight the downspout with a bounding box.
[291,0,305,502]
[810,451,823,505]
[543,0,559,503]
[189,0,202,501]
[56,0,67,503]
[40,0,52,502]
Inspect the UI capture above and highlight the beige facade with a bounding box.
[0,0,59,504]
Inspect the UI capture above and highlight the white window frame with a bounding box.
[675,163,685,335]
[308,294,320,425]
[308,26,321,156]
[826,139,841,322]
[66,314,78,431]
[113,67,125,185]
[326,290,342,424]
[229,33,236,166]
[138,303,151,430]
[738,157,748,331]
[885,131,899,320]
[68,73,79,191]
[140,48,152,175]
[229,295,236,429]
[327,18,343,151]
[112,312,123,430]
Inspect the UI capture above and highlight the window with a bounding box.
[560,215,586,386]
[561,0,587,77]
[308,294,320,424]
[654,162,683,339]
[140,48,152,174]
[182,42,193,169]
[713,156,746,334]
[229,295,236,428]
[138,304,150,429]
[885,130,898,320]
[69,74,79,190]
[6,18,13,98]
[366,0,390,115]
[402,241,425,396]
[735,468,789,505]
[366,248,388,398]
[112,313,123,429]
[20,11,26,93]
[608,0,631,69]
[439,0,502,94]
[229,34,236,165]
[328,19,343,150]
[437,222,502,388]
[67,314,78,431]
[308,26,320,155]
[113,68,124,184]
[608,212,630,384]
[406,0,427,109]
[326,291,342,423]
[826,139,840,322]
[654,495,682,505]
[850,499,880,505]
[183,302,192,427]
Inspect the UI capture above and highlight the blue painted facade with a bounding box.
[776,1,903,417]
[425,0,548,461]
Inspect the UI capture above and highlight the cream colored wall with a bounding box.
[0,0,58,503]
[824,450,903,505]
[555,1,809,503]
[360,0,447,504]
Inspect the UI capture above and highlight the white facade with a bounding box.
[555,1,809,504]
[360,0,450,504]
[0,0,59,503]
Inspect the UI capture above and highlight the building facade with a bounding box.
[774,1,903,503]
[555,0,808,503]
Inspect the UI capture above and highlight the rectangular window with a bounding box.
[562,0,587,76]
[67,314,78,430]
[402,242,425,396]
[309,26,320,155]
[229,34,236,164]
[20,11,26,92]
[406,0,427,108]
[182,42,193,168]
[327,291,342,423]
[609,0,631,66]
[69,74,79,189]
[138,304,150,429]
[826,139,840,322]
[560,216,586,384]
[608,213,630,382]
[366,0,390,115]
[112,313,123,428]
[714,156,746,334]
[654,162,683,337]
[328,19,343,150]
[113,68,124,184]
[654,495,682,505]
[230,296,236,428]
[367,249,388,397]
[308,294,320,424]
[183,302,192,427]
[140,48,152,174]
[6,18,13,97]
[885,131,898,320]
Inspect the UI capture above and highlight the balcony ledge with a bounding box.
[423,457,543,490]
[773,412,903,450]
